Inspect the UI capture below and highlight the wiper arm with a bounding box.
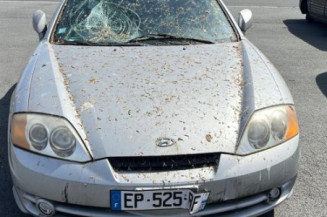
[54,35,214,46]
[55,40,95,46]
[128,34,215,44]
[54,40,145,46]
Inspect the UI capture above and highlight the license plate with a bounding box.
[110,189,209,214]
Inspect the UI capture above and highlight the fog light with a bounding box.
[36,199,55,216]
[268,188,281,202]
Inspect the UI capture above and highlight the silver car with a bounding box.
[9,0,300,216]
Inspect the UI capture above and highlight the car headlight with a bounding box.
[237,105,299,155]
[11,113,91,162]
[50,127,76,157]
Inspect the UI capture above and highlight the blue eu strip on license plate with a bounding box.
[110,190,122,211]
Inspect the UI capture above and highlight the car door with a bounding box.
[309,0,326,16]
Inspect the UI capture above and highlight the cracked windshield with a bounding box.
[53,0,236,45]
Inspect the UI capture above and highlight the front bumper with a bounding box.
[9,136,300,216]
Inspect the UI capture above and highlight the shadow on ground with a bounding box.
[0,84,27,216]
[283,19,327,51]
[316,72,327,98]
[260,209,274,217]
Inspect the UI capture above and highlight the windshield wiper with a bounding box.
[54,40,145,46]
[55,40,95,46]
[128,34,215,44]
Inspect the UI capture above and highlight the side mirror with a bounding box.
[238,9,253,32]
[33,10,47,40]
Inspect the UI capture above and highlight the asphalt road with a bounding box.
[0,0,327,216]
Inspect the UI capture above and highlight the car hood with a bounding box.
[25,41,292,159]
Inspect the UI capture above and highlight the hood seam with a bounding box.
[27,44,42,110]
[245,39,284,103]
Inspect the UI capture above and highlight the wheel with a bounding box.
[300,0,308,14]
[260,209,275,217]
[306,14,314,23]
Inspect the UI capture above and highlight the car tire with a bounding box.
[260,209,275,217]
[300,0,308,14]
[306,14,314,23]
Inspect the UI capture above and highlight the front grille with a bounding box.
[109,153,220,172]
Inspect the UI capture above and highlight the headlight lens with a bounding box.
[29,123,48,150]
[237,105,299,155]
[247,117,270,149]
[50,127,76,157]
[11,113,91,162]
[271,110,287,141]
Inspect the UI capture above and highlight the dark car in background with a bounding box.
[300,0,327,23]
